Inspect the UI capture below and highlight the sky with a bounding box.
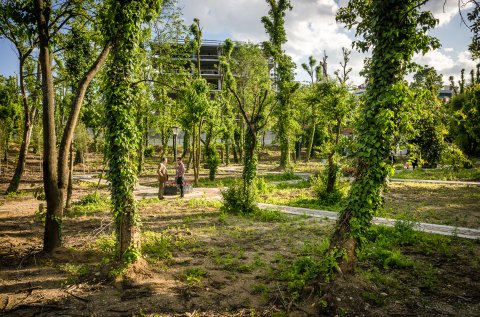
[0,0,477,86]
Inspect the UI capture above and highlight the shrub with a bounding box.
[77,192,109,205]
[144,145,155,158]
[310,170,344,205]
[221,183,257,214]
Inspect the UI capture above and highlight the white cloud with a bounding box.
[422,0,473,27]
[414,49,477,84]
[175,0,473,86]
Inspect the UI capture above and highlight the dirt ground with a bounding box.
[1,153,480,316]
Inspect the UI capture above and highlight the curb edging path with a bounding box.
[258,203,480,240]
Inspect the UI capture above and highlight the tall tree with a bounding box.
[221,40,275,212]
[331,0,439,272]
[102,0,162,261]
[301,56,320,162]
[262,0,298,169]
[0,0,39,193]
[312,80,354,194]
[35,0,113,252]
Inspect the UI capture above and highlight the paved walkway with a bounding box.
[74,174,480,240]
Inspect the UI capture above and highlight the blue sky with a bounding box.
[0,0,476,86]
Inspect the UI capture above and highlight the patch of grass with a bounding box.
[179,267,207,286]
[381,183,480,228]
[187,198,222,208]
[95,233,117,255]
[137,197,160,206]
[67,192,110,217]
[197,172,301,188]
[392,167,480,181]
[6,190,30,199]
[59,263,90,285]
[250,208,288,222]
[142,230,173,261]
[142,227,197,262]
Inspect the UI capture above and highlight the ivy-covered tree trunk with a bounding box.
[103,0,161,261]
[331,0,439,272]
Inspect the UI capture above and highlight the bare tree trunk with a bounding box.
[36,0,63,253]
[305,118,316,163]
[6,55,38,193]
[65,143,74,210]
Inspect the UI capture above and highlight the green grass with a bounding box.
[66,192,111,217]
[392,167,480,181]
[197,172,302,188]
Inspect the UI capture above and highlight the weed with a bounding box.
[361,291,386,306]
[34,203,46,223]
[251,282,270,299]
[59,263,89,285]
[77,192,108,205]
[95,233,116,254]
[218,212,228,224]
[142,230,173,260]
[180,267,207,286]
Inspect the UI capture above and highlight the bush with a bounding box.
[144,145,155,158]
[76,192,109,205]
[221,183,257,214]
[310,170,344,205]
[440,143,472,170]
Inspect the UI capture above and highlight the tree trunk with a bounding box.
[36,0,63,253]
[65,143,74,210]
[191,124,197,184]
[243,125,258,191]
[182,129,190,159]
[225,138,230,165]
[6,55,37,193]
[326,119,342,193]
[305,119,316,162]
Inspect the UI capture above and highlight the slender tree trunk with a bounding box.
[326,119,342,193]
[225,138,230,165]
[306,119,316,162]
[6,56,37,193]
[243,125,258,202]
[36,0,63,253]
[191,124,197,184]
[65,143,74,210]
[182,129,189,159]
[35,0,112,252]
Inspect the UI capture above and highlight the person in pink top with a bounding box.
[176,157,186,198]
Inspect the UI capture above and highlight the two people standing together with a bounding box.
[157,157,186,199]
